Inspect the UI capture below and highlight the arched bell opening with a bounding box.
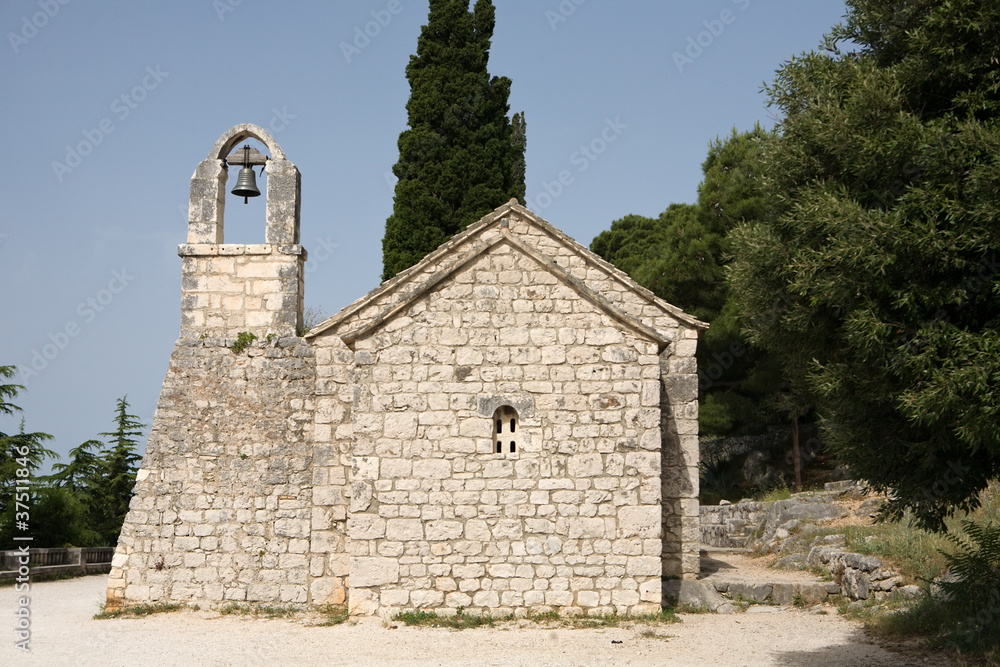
[186,123,299,247]
[221,138,269,245]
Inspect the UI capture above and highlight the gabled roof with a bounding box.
[306,200,708,344]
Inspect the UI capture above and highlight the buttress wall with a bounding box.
[106,338,317,608]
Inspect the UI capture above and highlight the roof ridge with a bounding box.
[306,199,707,339]
[339,231,671,351]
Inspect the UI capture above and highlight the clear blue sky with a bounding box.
[0,0,847,467]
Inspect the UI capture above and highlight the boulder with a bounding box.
[842,568,870,600]
[663,580,737,614]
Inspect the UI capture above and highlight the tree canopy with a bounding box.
[0,372,145,548]
[381,0,526,281]
[591,126,784,440]
[727,0,1000,530]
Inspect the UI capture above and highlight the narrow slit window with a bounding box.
[491,405,519,455]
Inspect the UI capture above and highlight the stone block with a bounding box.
[567,453,603,477]
[617,505,660,538]
[494,519,523,540]
[350,557,400,588]
[728,582,772,603]
[568,517,606,539]
[625,557,660,577]
[381,589,410,606]
[426,520,463,541]
[386,518,423,541]
[412,459,452,479]
[349,514,386,540]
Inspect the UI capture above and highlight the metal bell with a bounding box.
[231,166,261,203]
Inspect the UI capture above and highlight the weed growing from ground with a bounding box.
[94,602,186,620]
[392,608,678,630]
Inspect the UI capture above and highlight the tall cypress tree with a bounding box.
[381,0,526,281]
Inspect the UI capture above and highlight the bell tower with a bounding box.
[178,123,305,339]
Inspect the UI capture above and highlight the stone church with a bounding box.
[106,124,705,617]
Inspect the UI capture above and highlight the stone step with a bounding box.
[665,578,841,614]
[711,579,841,606]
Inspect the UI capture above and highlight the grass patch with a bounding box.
[841,523,951,583]
[676,603,712,614]
[392,608,679,630]
[94,601,186,619]
[757,485,793,503]
[218,602,301,618]
[834,482,1000,661]
[394,609,501,629]
[313,604,349,626]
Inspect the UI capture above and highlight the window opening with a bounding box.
[492,405,519,455]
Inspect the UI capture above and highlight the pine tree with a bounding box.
[727,0,1000,529]
[93,396,145,544]
[381,0,526,280]
[51,439,103,494]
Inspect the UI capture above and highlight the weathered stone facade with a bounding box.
[106,124,705,617]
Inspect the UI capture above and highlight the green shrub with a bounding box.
[937,520,1000,652]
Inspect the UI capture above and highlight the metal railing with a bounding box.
[0,547,115,579]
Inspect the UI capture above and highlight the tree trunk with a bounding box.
[791,416,801,492]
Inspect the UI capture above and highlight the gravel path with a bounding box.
[2,575,951,666]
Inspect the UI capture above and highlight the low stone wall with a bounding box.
[700,501,771,548]
[806,545,920,602]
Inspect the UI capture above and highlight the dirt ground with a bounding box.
[0,575,954,666]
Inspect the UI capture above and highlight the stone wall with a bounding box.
[339,240,667,616]
[178,244,305,340]
[307,335,355,607]
[106,337,319,610]
[110,183,702,617]
[314,204,702,588]
[700,501,772,548]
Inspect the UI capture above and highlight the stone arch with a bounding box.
[187,123,300,245]
[207,123,287,161]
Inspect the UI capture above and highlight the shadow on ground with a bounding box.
[772,627,952,667]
